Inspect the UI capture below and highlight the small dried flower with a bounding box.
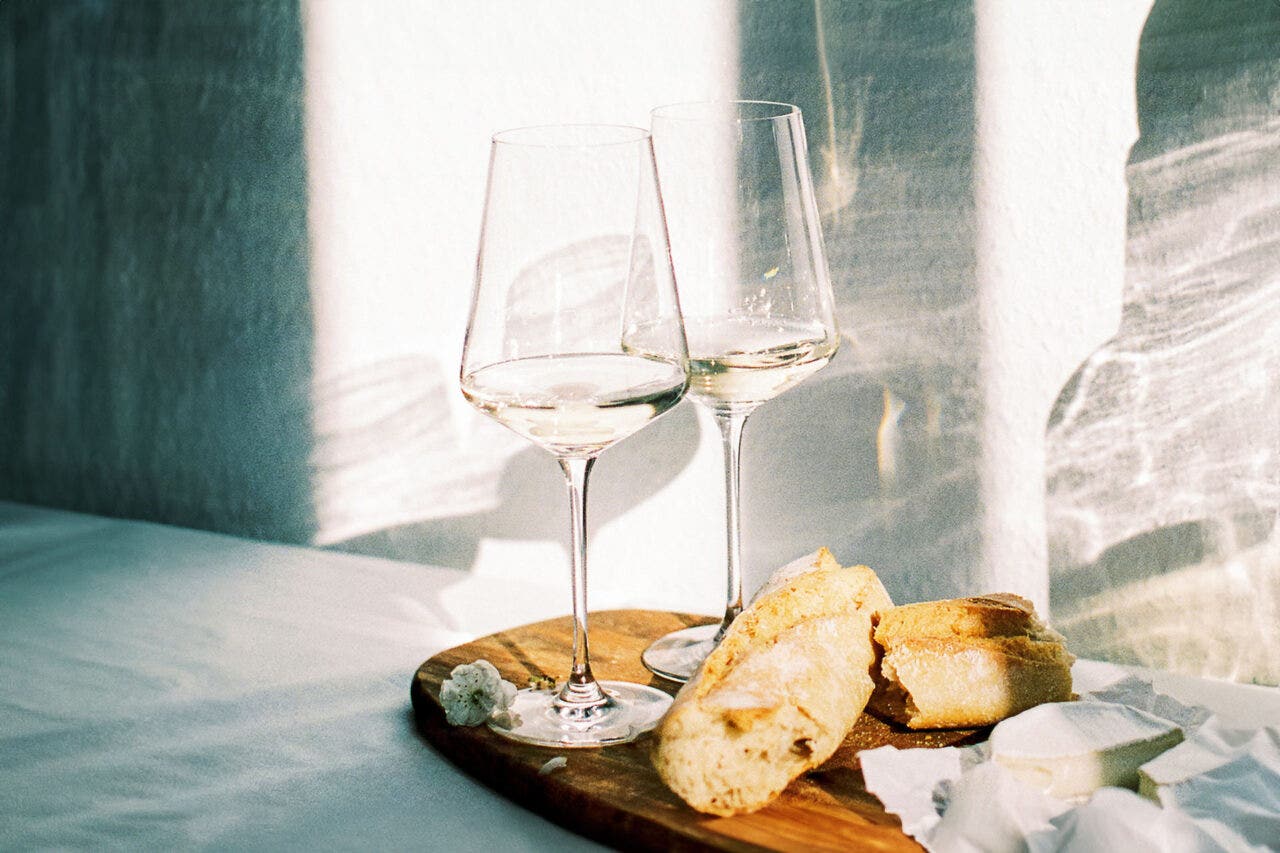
[527,674,556,691]
[440,659,518,726]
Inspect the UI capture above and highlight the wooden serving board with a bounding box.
[410,610,987,852]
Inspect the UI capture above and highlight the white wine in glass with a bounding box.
[463,354,687,457]
[637,101,841,683]
[460,124,688,746]
[681,317,838,409]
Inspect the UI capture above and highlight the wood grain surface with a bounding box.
[410,610,987,852]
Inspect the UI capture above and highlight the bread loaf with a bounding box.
[869,593,1075,729]
[652,548,892,816]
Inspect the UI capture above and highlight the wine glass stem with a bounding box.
[713,410,749,642]
[556,456,607,711]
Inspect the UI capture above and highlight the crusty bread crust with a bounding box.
[652,548,892,816]
[873,592,1058,642]
[869,593,1075,729]
[655,616,876,815]
[694,548,892,701]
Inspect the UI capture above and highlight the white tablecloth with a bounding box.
[0,501,601,850]
[4,500,1279,850]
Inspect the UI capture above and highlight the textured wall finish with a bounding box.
[300,1,740,622]
[974,0,1153,611]
[3,1,1277,683]
[733,1,983,605]
[1047,0,1280,684]
[0,1,313,540]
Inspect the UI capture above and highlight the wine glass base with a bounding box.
[487,681,673,748]
[641,623,720,683]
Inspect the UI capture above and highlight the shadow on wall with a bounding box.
[328,400,700,573]
[1047,0,1280,684]
[734,0,981,603]
[0,0,315,540]
[348,2,980,598]
[313,232,701,573]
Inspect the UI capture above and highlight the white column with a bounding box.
[974,0,1153,612]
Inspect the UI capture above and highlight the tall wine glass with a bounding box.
[459,124,687,746]
[637,101,840,683]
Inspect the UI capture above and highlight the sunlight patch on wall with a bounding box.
[1048,120,1280,684]
[300,1,737,552]
[974,0,1154,610]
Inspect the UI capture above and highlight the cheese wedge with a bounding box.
[990,700,1184,801]
[1137,720,1260,800]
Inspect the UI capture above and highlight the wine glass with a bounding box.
[459,124,687,746]
[637,101,840,682]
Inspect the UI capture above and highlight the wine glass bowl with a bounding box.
[460,123,686,746]
[639,101,840,682]
[461,352,687,458]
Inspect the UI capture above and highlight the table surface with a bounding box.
[2,500,1278,850]
[0,501,603,851]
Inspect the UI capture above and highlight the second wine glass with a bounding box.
[637,101,840,682]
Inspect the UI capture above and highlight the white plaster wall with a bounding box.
[1046,0,1280,683]
[5,1,1275,680]
[302,1,739,619]
[301,0,1156,620]
[974,0,1155,609]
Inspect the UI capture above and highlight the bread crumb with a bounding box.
[538,756,567,776]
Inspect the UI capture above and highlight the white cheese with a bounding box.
[1137,718,1262,800]
[990,700,1184,801]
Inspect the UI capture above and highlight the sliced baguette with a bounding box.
[653,548,892,815]
[869,593,1075,729]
